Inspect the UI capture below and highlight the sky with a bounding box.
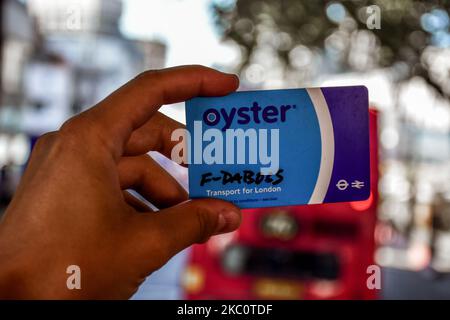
[119,0,239,123]
[120,0,238,68]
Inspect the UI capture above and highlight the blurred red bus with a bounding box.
[182,109,379,300]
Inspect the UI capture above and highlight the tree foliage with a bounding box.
[213,0,450,97]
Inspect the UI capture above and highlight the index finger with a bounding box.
[123,111,186,158]
[72,65,239,158]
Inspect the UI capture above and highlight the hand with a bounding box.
[0,65,242,299]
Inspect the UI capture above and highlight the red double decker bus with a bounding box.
[182,109,379,300]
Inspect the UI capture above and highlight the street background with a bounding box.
[1,0,450,299]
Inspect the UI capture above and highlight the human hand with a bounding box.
[0,65,242,299]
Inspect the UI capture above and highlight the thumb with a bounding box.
[140,199,241,262]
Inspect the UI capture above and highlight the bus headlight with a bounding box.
[181,265,204,294]
[260,211,298,241]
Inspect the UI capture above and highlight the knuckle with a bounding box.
[34,131,58,149]
[59,118,85,143]
[134,70,164,103]
[32,131,73,162]
[189,64,206,70]
[158,184,187,207]
[60,117,81,134]
[135,69,161,83]
[57,130,81,150]
[59,114,110,152]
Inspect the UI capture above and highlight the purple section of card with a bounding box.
[322,86,370,202]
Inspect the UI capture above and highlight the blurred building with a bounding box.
[24,0,166,134]
[0,0,36,208]
[28,0,123,35]
[0,0,166,211]
[1,0,35,110]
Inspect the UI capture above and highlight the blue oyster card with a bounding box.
[184,86,370,209]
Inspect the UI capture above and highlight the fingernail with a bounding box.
[215,209,240,234]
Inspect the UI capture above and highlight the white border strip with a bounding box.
[307,88,335,204]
